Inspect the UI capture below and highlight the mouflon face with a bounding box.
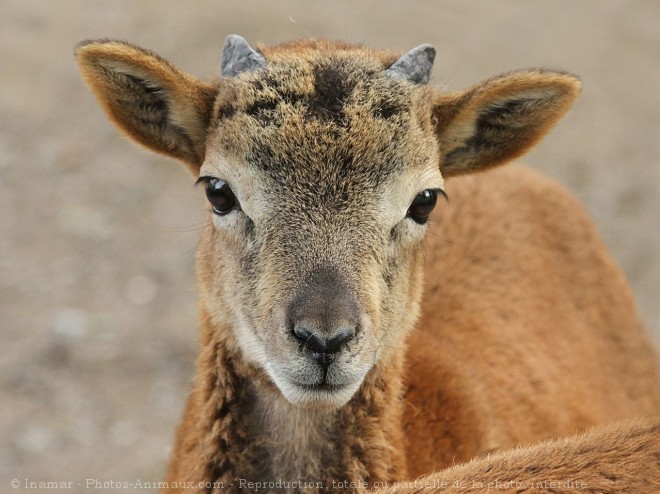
[75,36,580,408]
[198,41,442,408]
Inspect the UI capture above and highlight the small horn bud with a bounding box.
[384,44,436,85]
[221,34,267,77]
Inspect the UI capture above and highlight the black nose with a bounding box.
[292,325,355,367]
[287,267,360,370]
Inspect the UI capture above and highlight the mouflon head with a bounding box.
[75,35,580,408]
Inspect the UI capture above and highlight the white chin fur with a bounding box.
[265,363,364,409]
[232,316,368,409]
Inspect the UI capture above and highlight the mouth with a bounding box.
[285,379,359,409]
[292,381,347,393]
[264,356,371,409]
[268,371,364,409]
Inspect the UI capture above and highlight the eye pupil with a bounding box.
[407,189,438,224]
[204,178,238,215]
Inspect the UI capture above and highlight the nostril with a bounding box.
[292,324,355,356]
[325,328,355,353]
[293,326,327,354]
[292,325,313,344]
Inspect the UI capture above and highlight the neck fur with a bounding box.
[166,310,407,493]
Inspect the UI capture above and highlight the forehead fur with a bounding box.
[207,40,437,198]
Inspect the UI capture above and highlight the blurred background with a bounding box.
[1,0,659,491]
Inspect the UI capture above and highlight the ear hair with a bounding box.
[75,39,218,173]
[433,70,581,177]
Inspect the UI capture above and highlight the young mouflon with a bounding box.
[75,35,660,493]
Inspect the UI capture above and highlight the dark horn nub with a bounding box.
[221,34,267,77]
[384,44,436,85]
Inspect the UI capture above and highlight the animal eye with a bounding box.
[407,189,444,224]
[199,177,239,215]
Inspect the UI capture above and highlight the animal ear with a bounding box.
[433,70,581,177]
[75,39,218,173]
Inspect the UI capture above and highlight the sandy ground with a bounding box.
[1,0,659,492]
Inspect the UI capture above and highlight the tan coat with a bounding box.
[74,37,660,493]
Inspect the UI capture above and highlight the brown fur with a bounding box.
[378,416,660,493]
[74,38,660,493]
[404,166,660,475]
